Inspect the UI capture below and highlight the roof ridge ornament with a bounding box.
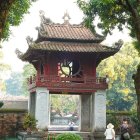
[26,36,34,46]
[113,39,124,50]
[62,10,71,25]
[15,49,23,58]
[39,10,52,24]
[39,10,46,24]
[36,25,47,37]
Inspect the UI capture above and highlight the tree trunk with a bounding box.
[137,94,140,120]
[132,14,140,120]
[133,65,140,120]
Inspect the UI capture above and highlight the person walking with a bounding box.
[104,123,115,140]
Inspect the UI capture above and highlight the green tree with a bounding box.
[22,64,36,96]
[0,50,11,93]
[0,0,36,41]
[77,0,140,120]
[97,43,140,111]
[56,133,82,140]
[50,95,79,117]
[0,50,11,75]
[5,64,36,96]
[5,72,23,95]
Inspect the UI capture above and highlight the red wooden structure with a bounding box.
[16,12,122,94]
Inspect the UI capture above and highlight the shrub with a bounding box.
[0,101,4,108]
[130,112,140,133]
[23,113,37,129]
[107,113,120,133]
[56,133,83,140]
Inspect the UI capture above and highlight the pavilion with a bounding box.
[16,11,122,140]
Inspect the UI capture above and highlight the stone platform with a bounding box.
[16,132,44,140]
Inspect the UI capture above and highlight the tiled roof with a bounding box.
[38,23,103,42]
[31,41,117,53]
[17,41,119,61]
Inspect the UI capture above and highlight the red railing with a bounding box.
[28,75,108,93]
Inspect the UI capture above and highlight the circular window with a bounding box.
[59,59,81,77]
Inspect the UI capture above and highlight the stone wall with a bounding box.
[0,109,27,137]
[2,100,28,110]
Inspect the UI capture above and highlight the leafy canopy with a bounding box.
[1,0,36,41]
[77,0,140,43]
[22,64,36,96]
[97,43,140,110]
[51,94,79,116]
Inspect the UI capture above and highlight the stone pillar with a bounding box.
[35,87,49,130]
[29,92,36,117]
[90,90,106,140]
[28,93,30,112]
[91,90,106,132]
[79,94,91,132]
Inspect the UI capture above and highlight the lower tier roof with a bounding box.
[16,41,121,61]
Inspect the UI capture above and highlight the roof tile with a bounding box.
[40,23,98,41]
[31,41,117,53]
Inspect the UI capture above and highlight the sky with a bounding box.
[1,0,132,72]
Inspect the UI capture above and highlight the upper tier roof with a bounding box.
[35,11,104,43]
[36,23,104,43]
[16,12,123,62]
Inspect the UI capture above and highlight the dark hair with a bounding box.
[123,118,128,121]
[123,118,130,123]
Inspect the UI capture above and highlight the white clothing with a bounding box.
[68,122,75,126]
[104,128,115,140]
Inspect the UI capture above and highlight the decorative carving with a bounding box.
[35,26,47,37]
[26,36,33,46]
[15,49,23,57]
[39,10,52,24]
[62,11,71,25]
[39,10,46,24]
[58,59,82,77]
[40,24,47,36]
[114,39,124,49]
[35,27,39,31]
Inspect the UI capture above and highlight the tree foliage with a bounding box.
[5,72,23,95]
[23,113,37,129]
[0,50,11,93]
[51,95,79,117]
[97,43,140,110]
[0,0,37,41]
[22,64,36,96]
[77,0,140,44]
[56,133,83,140]
[4,64,36,96]
[0,50,11,76]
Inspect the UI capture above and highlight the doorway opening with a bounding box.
[50,94,80,130]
